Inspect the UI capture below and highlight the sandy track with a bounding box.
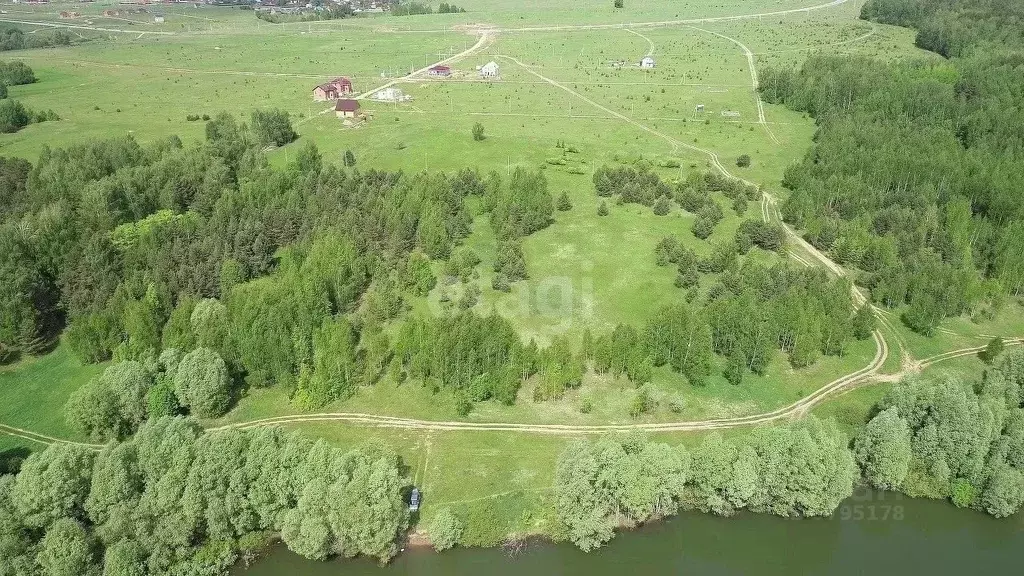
[2,339,1016,449]
[397,0,852,34]
[0,17,174,35]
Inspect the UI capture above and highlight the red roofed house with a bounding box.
[313,77,354,101]
[427,65,451,77]
[335,99,360,119]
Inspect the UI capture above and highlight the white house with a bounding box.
[480,61,499,78]
[371,87,411,102]
[640,56,655,69]
[154,14,165,23]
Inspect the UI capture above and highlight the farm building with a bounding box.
[480,61,499,78]
[313,77,354,101]
[335,99,360,119]
[640,56,655,68]
[154,14,165,23]
[428,65,451,77]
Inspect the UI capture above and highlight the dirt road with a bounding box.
[354,30,492,100]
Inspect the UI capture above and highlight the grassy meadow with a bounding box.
[2,0,1022,540]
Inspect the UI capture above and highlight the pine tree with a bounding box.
[597,201,609,216]
[557,191,573,211]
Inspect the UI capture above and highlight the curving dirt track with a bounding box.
[3,339,1018,450]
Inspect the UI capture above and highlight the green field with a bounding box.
[2,0,1023,547]
[0,342,105,441]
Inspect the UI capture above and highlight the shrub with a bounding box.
[736,154,751,167]
[653,195,671,215]
[0,61,35,86]
[0,99,29,133]
[629,385,653,417]
[491,272,511,292]
[579,397,593,414]
[429,508,463,551]
[472,122,485,141]
[597,201,609,216]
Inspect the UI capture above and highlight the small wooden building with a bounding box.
[335,99,360,119]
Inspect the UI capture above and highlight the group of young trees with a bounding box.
[854,348,1024,517]
[394,312,532,409]
[0,27,73,52]
[0,111,562,417]
[0,417,411,574]
[594,166,762,241]
[392,2,464,16]
[0,62,57,134]
[527,261,868,400]
[593,164,672,207]
[554,418,857,550]
[759,0,1024,335]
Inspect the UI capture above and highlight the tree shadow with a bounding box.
[0,447,31,475]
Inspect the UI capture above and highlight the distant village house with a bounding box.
[479,61,499,78]
[335,99,360,119]
[371,87,410,102]
[428,65,451,77]
[313,77,353,101]
[640,56,655,68]
[154,14,165,23]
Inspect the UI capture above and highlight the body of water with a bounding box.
[234,488,1024,575]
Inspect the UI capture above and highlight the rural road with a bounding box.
[0,17,175,36]
[4,339,1018,450]
[684,24,781,145]
[394,0,853,34]
[354,30,492,100]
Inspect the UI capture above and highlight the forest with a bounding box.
[550,347,1024,551]
[855,347,1024,517]
[0,418,411,575]
[759,0,1024,335]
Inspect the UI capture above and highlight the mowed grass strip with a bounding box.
[0,343,104,441]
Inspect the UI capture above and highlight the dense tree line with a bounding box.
[759,1,1024,335]
[437,3,467,13]
[524,261,866,400]
[0,417,410,574]
[855,348,1024,517]
[554,418,856,550]
[0,28,73,52]
[256,4,355,23]
[861,0,1024,58]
